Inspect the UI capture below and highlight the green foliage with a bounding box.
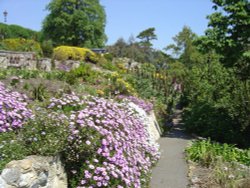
[42,0,106,47]
[21,111,69,156]
[199,0,250,78]
[186,139,250,187]
[41,40,54,57]
[183,59,250,147]
[105,72,137,96]
[137,27,157,48]
[186,139,250,167]
[0,131,28,170]
[0,38,42,55]
[0,23,40,40]
[32,83,49,101]
[65,63,99,85]
[164,26,201,68]
[103,53,113,62]
[99,59,118,71]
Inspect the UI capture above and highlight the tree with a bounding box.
[164,26,201,67]
[0,23,40,40]
[136,27,157,48]
[42,0,106,48]
[199,0,250,78]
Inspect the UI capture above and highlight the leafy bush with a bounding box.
[186,139,250,188]
[41,40,54,57]
[186,139,250,167]
[53,46,98,62]
[65,63,99,85]
[21,110,69,156]
[0,23,40,40]
[0,131,28,170]
[106,72,137,96]
[0,38,42,55]
[0,82,33,132]
[183,60,250,147]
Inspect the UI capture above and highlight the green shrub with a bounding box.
[103,53,113,62]
[0,23,40,40]
[41,40,54,57]
[20,111,69,156]
[183,60,250,147]
[0,131,28,170]
[0,38,42,55]
[186,139,250,188]
[65,63,99,85]
[32,83,49,101]
[186,139,250,167]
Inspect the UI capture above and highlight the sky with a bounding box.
[0,0,214,50]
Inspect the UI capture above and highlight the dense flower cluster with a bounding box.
[117,95,154,114]
[48,93,84,111]
[49,94,160,187]
[0,82,33,132]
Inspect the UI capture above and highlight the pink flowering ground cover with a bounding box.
[49,94,160,188]
[117,95,154,114]
[0,82,33,132]
[0,85,160,187]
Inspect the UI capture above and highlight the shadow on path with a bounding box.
[163,124,193,140]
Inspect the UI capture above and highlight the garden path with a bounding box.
[150,110,192,188]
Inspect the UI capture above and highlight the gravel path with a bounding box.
[150,110,191,188]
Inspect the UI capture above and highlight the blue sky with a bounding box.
[0,0,214,50]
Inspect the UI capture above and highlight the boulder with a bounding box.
[0,155,67,188]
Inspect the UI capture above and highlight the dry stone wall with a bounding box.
[0,50,37,70]
[0,155,67,188]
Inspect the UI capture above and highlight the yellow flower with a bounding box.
[96,89,104,96]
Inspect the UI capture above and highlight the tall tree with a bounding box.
[42,0,106,48]
[165,26,200,67]
[199,0,250,78]
[136,27,157,48]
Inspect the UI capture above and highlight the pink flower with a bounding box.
[86,140,91,145]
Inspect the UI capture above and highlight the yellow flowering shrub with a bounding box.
[107,72,137,96]
[53,46,98,62]
[0,38,42,54]
[96,89,105,96]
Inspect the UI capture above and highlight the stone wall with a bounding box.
[0,50,37,70]
[0,155,67,188]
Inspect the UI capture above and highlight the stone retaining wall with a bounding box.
[0,50,37,70]
[0,155,67,188]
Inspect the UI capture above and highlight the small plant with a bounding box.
[21,110,69,156]
[0,131,28,170]
[10,76,20,86]
[186,139,250,167]
[32,83,48,101]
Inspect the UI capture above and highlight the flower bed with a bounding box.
[49,94,160,187]
[0,82,33,132]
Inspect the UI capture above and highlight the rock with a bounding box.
[39,58,52,71]
[0,176,7,188]
[1,168,21,185]
[54,60,80,71]
[0,155,67,188]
